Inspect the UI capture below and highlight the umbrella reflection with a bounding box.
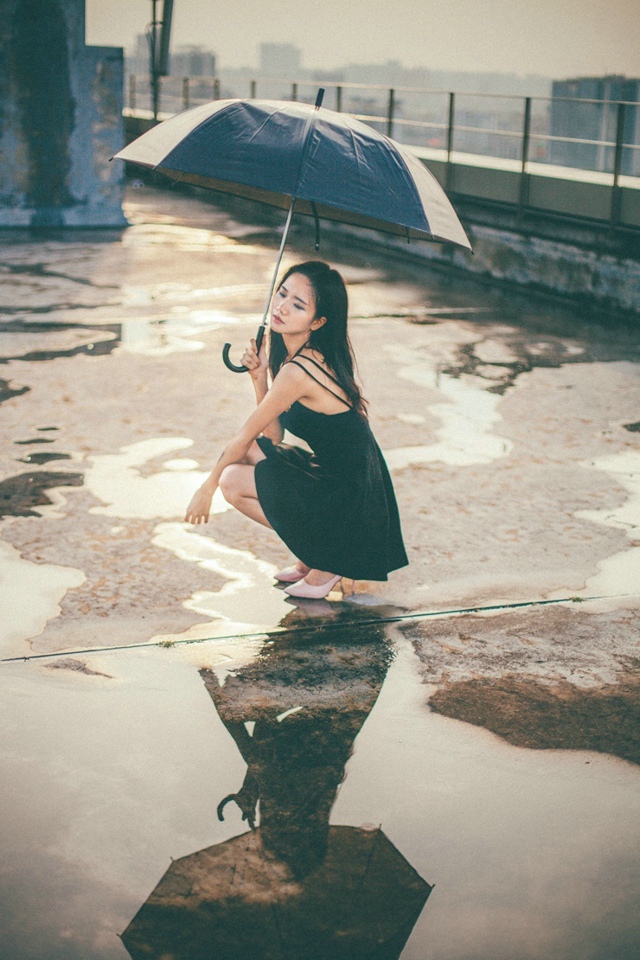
[122,607,433,959]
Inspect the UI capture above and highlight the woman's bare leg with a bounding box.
[219,462,272,528]
[220,443,311,574]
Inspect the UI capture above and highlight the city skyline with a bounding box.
[86,0,640,81]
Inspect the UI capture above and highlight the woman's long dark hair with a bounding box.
[268,261,367,417]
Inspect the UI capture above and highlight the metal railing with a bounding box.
[125,74,640,226]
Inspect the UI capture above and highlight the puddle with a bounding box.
[118,308,262,357]
[120,222,264,253]
[0,260,118,289]
[0,379,29,404]
[83,438,219,520]
[575,451,640,598]
[81,437,345,642]
[0,624,638,959]
[384,343,512,468]
[0,319,121,362]
[119,318,205,356]
[13,437,55,445]
[17,452,72,465]
[0,470,83,518]
[0,538,84,658]
[151,522,296,636]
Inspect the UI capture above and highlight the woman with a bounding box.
[185,261,407,599]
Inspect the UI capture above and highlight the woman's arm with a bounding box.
[184,364,305,524]
[243,338,283,444]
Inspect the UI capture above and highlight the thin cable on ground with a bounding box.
[2,593,630,664]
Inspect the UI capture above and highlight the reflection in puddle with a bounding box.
[122,618,432,960]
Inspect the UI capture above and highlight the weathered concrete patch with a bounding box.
[44,657,113,679]
[403,604,640,688]
[429,674,640,766]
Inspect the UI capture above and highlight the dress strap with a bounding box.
[286,359,352,409]
[296,355,345,391]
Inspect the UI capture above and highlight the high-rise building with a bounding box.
[550,75,640,175]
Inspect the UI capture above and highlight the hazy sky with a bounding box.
[86,0,640,78]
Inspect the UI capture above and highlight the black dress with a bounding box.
[254,358,408,581]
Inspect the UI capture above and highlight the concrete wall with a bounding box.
[0,0,126,227]
[380,221,640,316]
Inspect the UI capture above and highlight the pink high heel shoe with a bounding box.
[274,565,309,583]
[284,574,342,599]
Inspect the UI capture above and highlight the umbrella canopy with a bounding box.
[121,826,432,960]
[115,97,471,250]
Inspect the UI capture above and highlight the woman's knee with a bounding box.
[219,463,257,505]
[219,464,243,503]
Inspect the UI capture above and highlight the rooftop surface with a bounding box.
[1,184,639,959]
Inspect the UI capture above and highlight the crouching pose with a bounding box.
[185,261,407,599]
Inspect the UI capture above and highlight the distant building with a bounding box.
[127,37,215,78]
[171,45,216,77]
[550,75,640,175]
[259,43,301,78]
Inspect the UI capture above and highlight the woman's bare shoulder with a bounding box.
[295,348,333,375]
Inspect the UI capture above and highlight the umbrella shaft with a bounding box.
[259,198,297,332]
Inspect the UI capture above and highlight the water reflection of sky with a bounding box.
[1,624,638,960]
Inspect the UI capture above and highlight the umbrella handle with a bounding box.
[222,324,266,374]
[221,198,297,374]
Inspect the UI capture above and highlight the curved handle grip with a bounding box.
[222,343,248,373]
[222,325,267,374]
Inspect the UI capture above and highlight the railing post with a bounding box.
[213,77,220,100]
[152,74,161,121]
[291,82,297,102]
[446,91,455,192]
[335,85,342,112]
[611,101,626,227]
[182,76,189,111]
[387,88,395,138]
[519,96,532,209]
[250,79,256,99]
[129,74,136,112]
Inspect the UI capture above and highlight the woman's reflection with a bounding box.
[122,605,432,960]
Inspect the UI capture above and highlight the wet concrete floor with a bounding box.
[1,184,639,958]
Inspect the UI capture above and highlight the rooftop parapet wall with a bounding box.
[0,0,126,227]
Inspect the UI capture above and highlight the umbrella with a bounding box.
[121,615,433,958]
[115,89,471,372]
[121,826,432,960]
